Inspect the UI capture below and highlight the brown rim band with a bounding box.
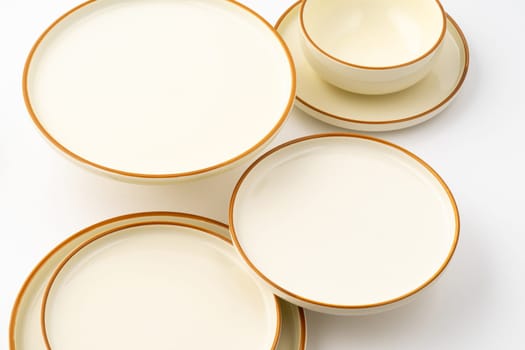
[23,0,296,179]
[229,133,460,310]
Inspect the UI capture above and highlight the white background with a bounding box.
[1,0,524,348]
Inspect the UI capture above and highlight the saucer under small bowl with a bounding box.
[276,1,469,132]
[9,212,306,350]
[24,0,295,181]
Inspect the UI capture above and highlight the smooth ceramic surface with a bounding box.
[41,220,280,350]
[24,0,295,181]
[300,0,446,94]
[10,212,306,350]
[277,2,469,131]
[230,134,460,315]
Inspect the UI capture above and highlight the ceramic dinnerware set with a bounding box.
[11,0,467,349]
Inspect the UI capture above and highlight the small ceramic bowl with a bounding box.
[300,0,447,95]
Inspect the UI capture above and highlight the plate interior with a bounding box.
[43,223,278,350]
[233,136,458,307]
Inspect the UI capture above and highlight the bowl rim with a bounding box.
[299,0,447,70]
[229,133,460,310]
[23,0,296,179]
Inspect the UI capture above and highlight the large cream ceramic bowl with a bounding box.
[24,0,295,181]
[300,0,446,95]
[230,134,460,315]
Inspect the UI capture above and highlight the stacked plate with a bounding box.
[10,212,306,350]
[12,0,467,349]
[23,0,295,181]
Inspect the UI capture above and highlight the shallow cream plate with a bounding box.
[230,134,460,315]
[24,0,295,180]
[10,212,306,350]
[39,218,280,350]
[276,2,469,132]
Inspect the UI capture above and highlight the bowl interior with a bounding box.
[302,0,445,67]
